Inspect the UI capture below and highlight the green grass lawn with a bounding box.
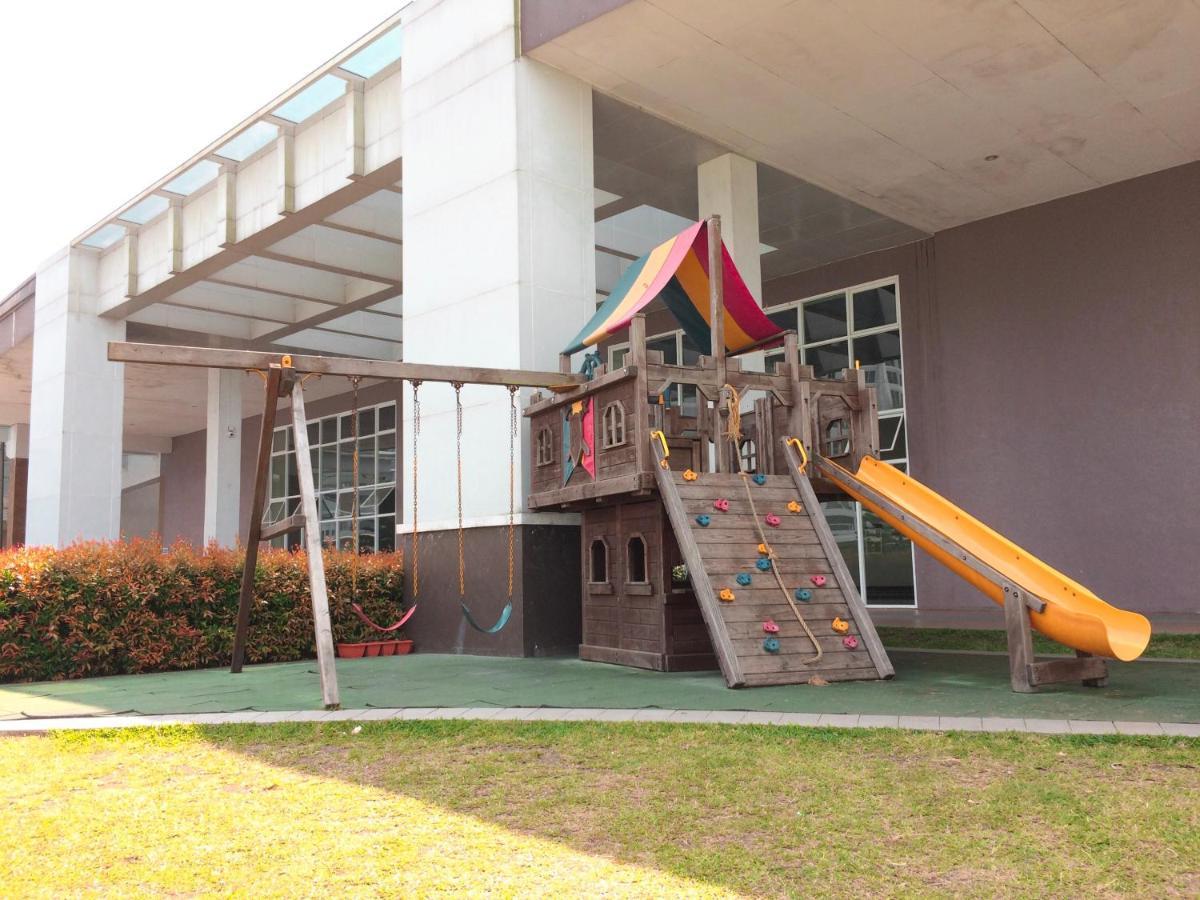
[877,627,1200,660]
[2,722,1197,897]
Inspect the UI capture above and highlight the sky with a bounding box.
[0,0,405,294]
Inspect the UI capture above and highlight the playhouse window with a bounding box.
[825,419,851,457]
[739,439,757,473]
[589,539,608,584]
[601,402,626,448]
[535,427,554,466]
[626,535,648,584]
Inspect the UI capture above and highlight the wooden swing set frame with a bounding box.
[107,341,586,709]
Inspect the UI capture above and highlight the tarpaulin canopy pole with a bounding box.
[708,215,726,473]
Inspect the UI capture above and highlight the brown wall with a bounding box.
[764,162,1200,618]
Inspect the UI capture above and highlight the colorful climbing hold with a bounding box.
[752,474,767,486]
[765,514,782,527]
[695,514,711,527]
[831,617,850,634]
[682,469,699,482]
[756,558,772,572]
[763,636,780,653]
[757,543,769,556]
[794,588,812,602]
[810,574,827,587]
[787,500,803,513]
[718,588,736,602]
[842,635,859,650]
[762,619,780,634]
[713,498,730,512]
[736,572,752,586]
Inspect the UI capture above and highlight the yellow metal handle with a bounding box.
[786,436,809,475]
[651,430,670,468]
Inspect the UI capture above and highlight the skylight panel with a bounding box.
[340,27,402,78]
[162,160,220,196]
[215,121,279,162]
[273,75,347,124]
[80,223,127,250]
[118,195,169,225]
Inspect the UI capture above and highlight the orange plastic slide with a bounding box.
[823,456,1151,661]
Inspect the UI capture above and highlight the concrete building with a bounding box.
[1,0,1197,652]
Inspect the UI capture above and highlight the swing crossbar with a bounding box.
[107,342,586,390]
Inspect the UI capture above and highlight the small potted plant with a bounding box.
[671,564,689,587]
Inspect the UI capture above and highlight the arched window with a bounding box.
[626,535,647,584]
[824,419,851,457]
[535,427,554,466]
[589,539,608,584]
[601,402,626,448]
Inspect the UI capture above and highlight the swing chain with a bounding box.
[453,382,466,598]
[410,380,421,600]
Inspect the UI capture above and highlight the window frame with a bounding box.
[535,426,555,466]
[601,402,627,449]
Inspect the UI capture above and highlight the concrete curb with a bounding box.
[1,708,1197,737]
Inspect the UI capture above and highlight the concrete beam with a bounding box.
[203,368,242,546]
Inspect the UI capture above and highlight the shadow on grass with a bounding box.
[202,718,1200,897]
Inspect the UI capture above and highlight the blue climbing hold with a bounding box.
[695,514,711,527]
[756,558,772,572]
[736,572,752,586]
[752,474,767,486]
[795,588,812,602]
[763,636,781,653]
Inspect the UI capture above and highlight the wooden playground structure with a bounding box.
[107,214,1150,707]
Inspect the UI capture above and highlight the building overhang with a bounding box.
[524,0,1200,233]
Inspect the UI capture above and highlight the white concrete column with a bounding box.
[26,247,126,546]
[699,152,765,380]
[203,368,242,546]
[401,0,595,526]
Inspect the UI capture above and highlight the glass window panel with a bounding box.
[379,403,396,432]
[358,409,376,437]
[766,306,798,332]
[863,509,915,605]
[379,488,395,515]
[648,336,678,364]
[764,352,785,375]
[853,285,898,331]
[285,453,298,497]
[270,456,285,499]
[79,223,127,250]
[215,121,278,162]
[853,330,903,412]
[308,422,319,445]
[338,441,354,489]
[286,497,300,515]
[320,446,338,491]
[357,517,377,553]
[340,27,403,78]
[264,501,285,524]
[680,333,703,363]
[320,522,337,550]
[820,500,860,590]
[378,517,395,552]
[272,430,286,453]
[339,413,354,442]
[879,416,906,461]
[357,437,376,486]
[336,520,353,551]
[804,341,849,379]
[162,160,219,197]
[610,347,629,369]
[319,493,337,521]
[118,195,169,225]
[338,491,356,517]
[320,417,336,445]
[273,74,346,123]
[803,295,847,343]
[377,432,396,485]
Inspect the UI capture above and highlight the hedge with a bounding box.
[0,540,406,683]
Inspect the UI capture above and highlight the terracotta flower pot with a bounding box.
[336,639,413,658]
[393,639,414,655]
[336,642,368,659]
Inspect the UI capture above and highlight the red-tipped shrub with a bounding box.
[0,539,405,683]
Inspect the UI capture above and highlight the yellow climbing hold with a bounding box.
[719,588,736,602]
[682,469,699,482]
[787,500,803,513]
[831,617,850,634]
[757,543,769,556]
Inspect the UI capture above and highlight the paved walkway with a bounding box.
[2,706,1197,736]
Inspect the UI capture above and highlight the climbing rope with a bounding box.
[723,383,823,664]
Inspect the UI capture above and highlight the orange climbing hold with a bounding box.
[757,543,769,556]
[831,617,850,634]
[719,588,736,602]
[787,500,803,513]
[682,469,699,481]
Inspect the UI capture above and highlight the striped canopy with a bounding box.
[564,219,783,355]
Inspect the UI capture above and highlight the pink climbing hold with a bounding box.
[810,575,827,587]
[842,635,859,650]
[713,498,730,512]
[765,513,781,527]
[762,619,780,634]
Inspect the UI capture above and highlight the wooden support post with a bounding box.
[231,366,285,674]
[559,353,572,375]
[290,384,341,709]
[1003,583,1037,693]
[630,314,649,476]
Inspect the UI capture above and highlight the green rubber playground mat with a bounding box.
[3,651,1198,723]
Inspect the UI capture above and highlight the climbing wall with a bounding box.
[655,466,893,688]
